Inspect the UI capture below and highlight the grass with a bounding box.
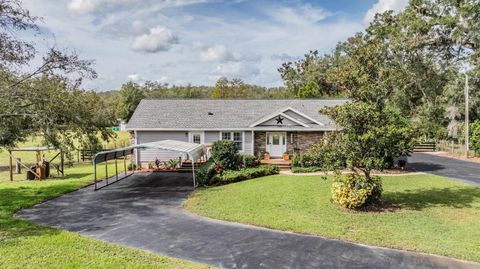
[0,131,131,167]
[185,174,480,262]
[0,163,212,269]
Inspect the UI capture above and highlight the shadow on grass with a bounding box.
[61,172,91,180]
[0,215,60,243]
[384,186,480,210]
[0,182,84,213]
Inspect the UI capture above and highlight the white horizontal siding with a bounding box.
[136,131,188,164]
[244,131,253,154]
[204,131,220,144]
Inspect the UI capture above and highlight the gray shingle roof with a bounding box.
[127,99,347,131]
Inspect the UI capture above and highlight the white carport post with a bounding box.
[190,153,196,188]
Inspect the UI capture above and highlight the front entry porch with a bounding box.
[260,158,291,170]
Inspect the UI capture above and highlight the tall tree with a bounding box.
[118,82,145,121]
[0,0,113,150]
[210,77,252,98]
[278,50,342,98]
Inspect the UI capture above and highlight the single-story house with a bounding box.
[126,99,347,165]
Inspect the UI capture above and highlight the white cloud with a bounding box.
[131,20,147,35]
[68,0,207,15]
[364,0,409,25]
[270,53,300,62]
[24,0,365,90]
[212,62,260,79]
[127,73,141,82]
[68,0,137,14]
[200,44,242,62]
[269,4,331,26]
[130,26,178,53]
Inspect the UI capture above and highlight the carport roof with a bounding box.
[93,140,206,164]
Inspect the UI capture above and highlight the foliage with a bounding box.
[241,154,258,168]
[278,0,480,139]
[164,158,179,169]
[304,134,347,170]
[322,102,416,179]
[118,81,145,121]
[210,77,251,98]
[195,159,217,186]
[291,153,300,167]
[211,140,239,170]
[331,173,382,209]
[0,1,115,153]
[127,163,137,171]
[471,120,480,155]
[278,50,341,98]
[213,165,279,185]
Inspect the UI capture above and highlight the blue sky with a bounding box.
[23,0,408,91]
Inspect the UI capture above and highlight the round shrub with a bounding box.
[331,173,382,209]
[211,140,239,170]
[241,154,258,168]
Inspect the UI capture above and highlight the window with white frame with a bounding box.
[221,131,243,151]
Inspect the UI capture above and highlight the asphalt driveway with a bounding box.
[408,153,480,186]
[17,172,479,269]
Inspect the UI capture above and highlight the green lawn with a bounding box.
[0,164,212,269]
[185,174,480,262]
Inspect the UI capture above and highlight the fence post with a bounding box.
[15,158,21,174]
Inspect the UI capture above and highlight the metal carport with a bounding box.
[92,140,207,190]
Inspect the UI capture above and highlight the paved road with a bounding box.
[17,172,479,269]
[408,153,480,186]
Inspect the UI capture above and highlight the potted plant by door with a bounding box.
[283,152,290,161]
[264,152,270,160]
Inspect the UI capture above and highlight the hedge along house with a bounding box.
[126,99,347,166]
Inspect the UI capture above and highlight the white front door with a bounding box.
[266,132,286,157]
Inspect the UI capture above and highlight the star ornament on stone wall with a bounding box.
[275,115,284,124]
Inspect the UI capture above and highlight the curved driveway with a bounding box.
[408,153,480,186]
[17,172,479,269]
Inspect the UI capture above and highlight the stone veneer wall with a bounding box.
[253,132,266,157]
[287,131,324,153]
[253,131,325,156]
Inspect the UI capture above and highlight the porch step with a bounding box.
[179,161,205,172]
[261,159,291,171]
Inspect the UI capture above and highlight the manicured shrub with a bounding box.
[216,165,279,185]
[241,154,258,168]
[196,159,217,186]
[331,173,382,209]
[211,140,239,170]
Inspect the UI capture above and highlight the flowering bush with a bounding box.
[332,173,382,209]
